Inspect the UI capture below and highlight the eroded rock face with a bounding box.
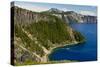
[82,15,97,23]
[14,7,56,25]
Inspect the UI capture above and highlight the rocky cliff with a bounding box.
[11,6,85,65]
[64,11,97,23]
[43,8,97,23]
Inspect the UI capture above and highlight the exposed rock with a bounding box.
[43,9,97,23]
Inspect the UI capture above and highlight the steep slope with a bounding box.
[12,6,85,65]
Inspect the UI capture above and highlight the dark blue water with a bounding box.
[49,23,97,61]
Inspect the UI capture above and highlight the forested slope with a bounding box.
[11,6,85,65]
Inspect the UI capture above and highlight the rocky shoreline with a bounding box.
[41,41,80,63]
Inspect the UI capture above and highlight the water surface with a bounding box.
[49,23,97,61]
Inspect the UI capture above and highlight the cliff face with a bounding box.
[14,7,56,25]
[64,11,97,23]
[54,13,97,23]
[45,8,97,23]
[82,15,97,23]
[12,6,85,65]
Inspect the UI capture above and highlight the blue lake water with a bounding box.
[49,23,97,61]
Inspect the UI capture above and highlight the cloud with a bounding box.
[79,11,97,16]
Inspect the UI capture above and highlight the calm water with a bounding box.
[49,23,97,61]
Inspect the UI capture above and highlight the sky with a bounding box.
[14,1,97,16]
